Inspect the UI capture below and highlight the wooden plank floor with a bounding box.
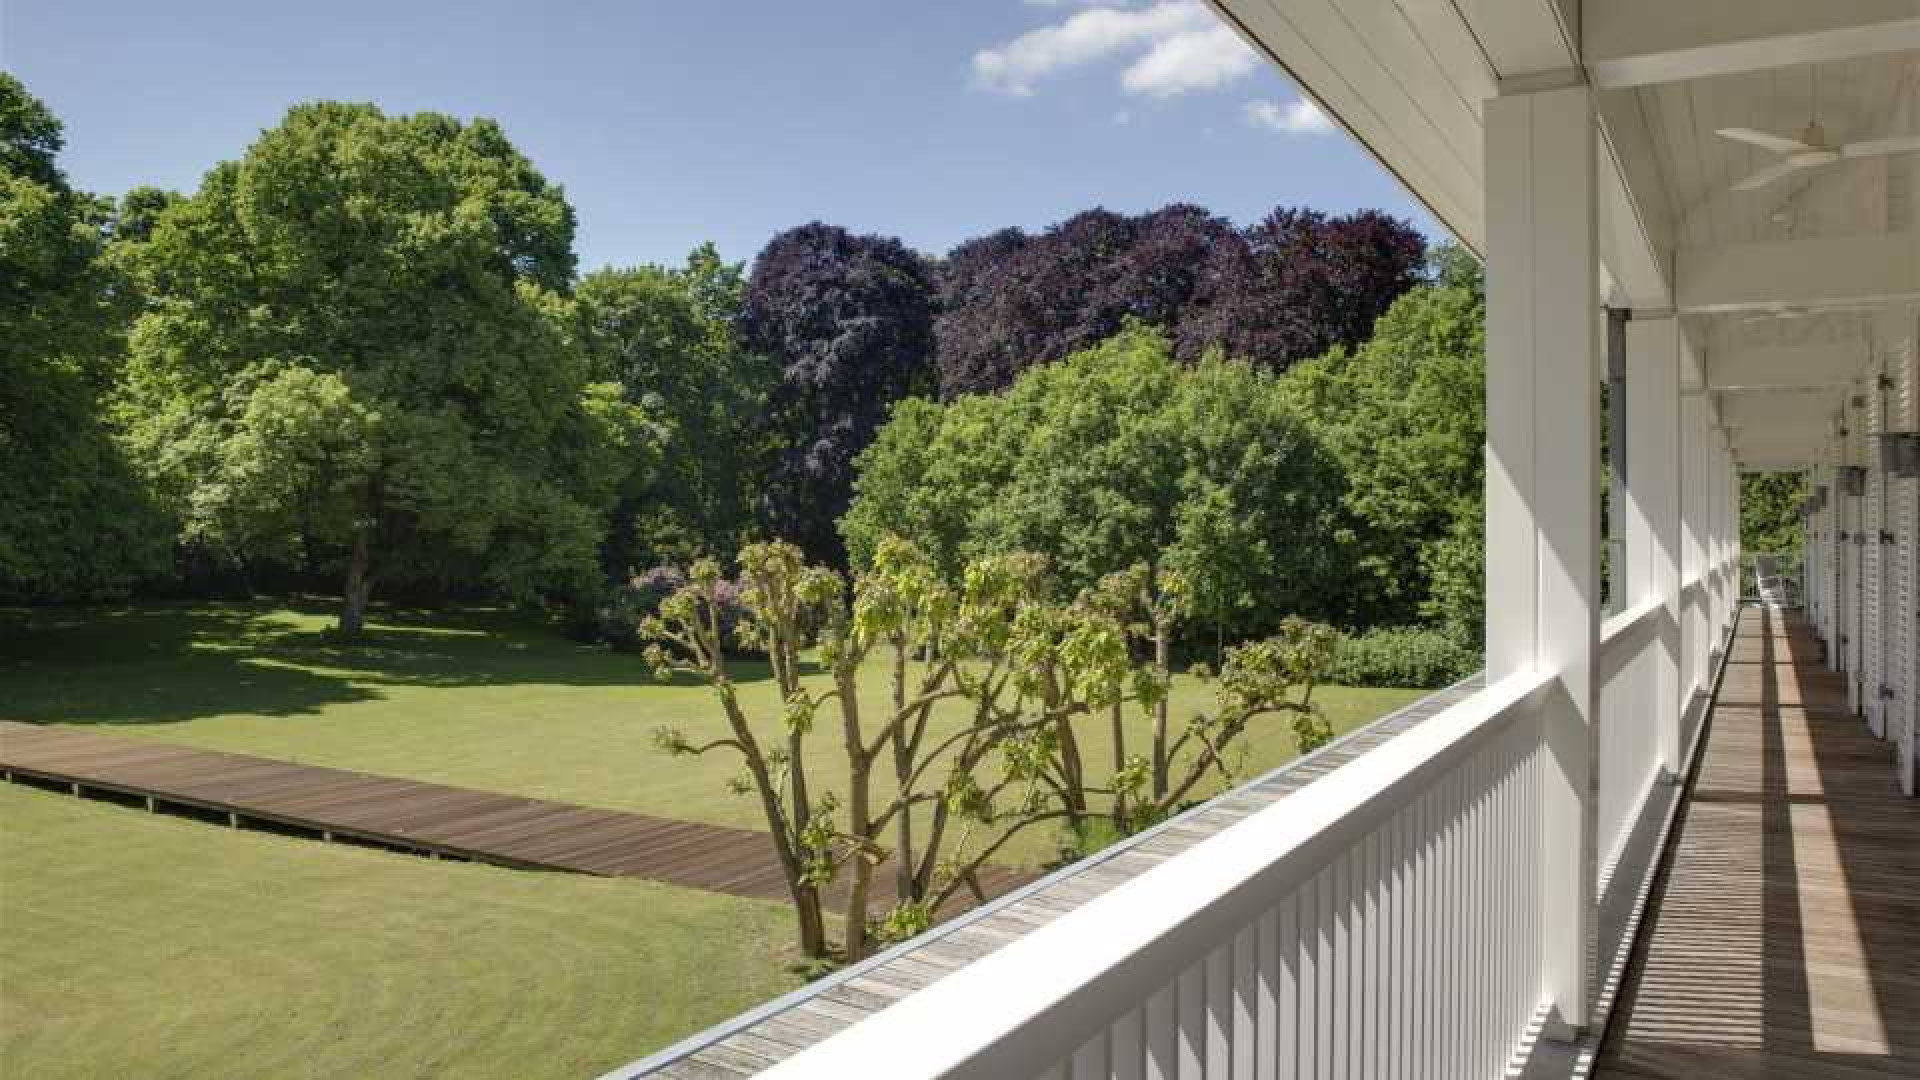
[0,721,1026,913]
[1597,606,1920,1079]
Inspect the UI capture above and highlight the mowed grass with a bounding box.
[0,782,799,1080]
[0,602,1426,868]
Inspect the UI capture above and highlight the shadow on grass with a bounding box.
[0,599,796,727]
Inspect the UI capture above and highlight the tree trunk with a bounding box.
[793,884,829,959]
[1150,609,1171,801]
[845,757,874,962]
[339,530,374,637]
[890,644,917,902]
[1110,700,1128,828]
[1052,684,1087,826]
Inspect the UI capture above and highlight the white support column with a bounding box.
[1484,83,1601,1037]
[1680,393,1708,697]
[1719,439,1731,622]
[1626,317,1684,774]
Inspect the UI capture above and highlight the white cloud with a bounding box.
[1121,23,1257,97]
[973,1,1253,98]
[1243,97,1335,135]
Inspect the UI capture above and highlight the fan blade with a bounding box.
[1716,127,1813,156]
[1842,134,1920,159]
[1732,160,1801,191]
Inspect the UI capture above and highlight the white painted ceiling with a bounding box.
[1210,0,1920,469]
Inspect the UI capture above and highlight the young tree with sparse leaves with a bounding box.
[645,539,1120,961]
[644,538,1338,962]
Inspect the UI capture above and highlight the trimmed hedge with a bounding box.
[1328,626,1479,689]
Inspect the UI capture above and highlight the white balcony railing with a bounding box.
[755,671,1559,1080]
[1597,594,1665,880]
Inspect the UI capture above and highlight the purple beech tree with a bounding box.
[934,205,1426,397]
[741,224,937,566]
[1181,208,1427,372]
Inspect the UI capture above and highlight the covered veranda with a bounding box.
[613,2,1920,1077]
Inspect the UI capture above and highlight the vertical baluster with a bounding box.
[1114,1005,1145,1080]
[1309,868,1329,1078]
[1485,752,1500,1074]
[1233,922,1257,1080]
[1474,751,1491,1076]
[1420,780,1436,1076]
[1178,958,1205,1079]
[1073,1027,1111,1080]
[1146,981,1177,1080]
[1360,831,1378,1080]
[1447,767,1465,1080]
[1331,853,1350,1080]
[1457,759,1474,1080]
[1206,942,1231,1080]
[1386,813,1403,1080]
[1256,907,1278,1080]
[1278,891,1300,1080]
[1498,738,1513,1053]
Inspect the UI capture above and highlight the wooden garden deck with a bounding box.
[1597,606,1920,1078]
[0,721,1026,913]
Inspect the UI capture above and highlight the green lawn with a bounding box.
[0,602,1424,868]
[0,782,797,1080]
[0,601,1426,1077]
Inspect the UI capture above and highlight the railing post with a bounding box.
[1484,82,1600,1040]
[1626,316,1683,775]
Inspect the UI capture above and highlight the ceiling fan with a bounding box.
[1716,68,1920,191]
[1717,125,1920,190]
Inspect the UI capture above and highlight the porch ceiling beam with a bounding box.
[1583,0,1920,89]
[1596,92,1674,306]
[1725,428,1831,462]
[1675,233,1920,315]
[1706,344,1869,390]
[1717,390,1843,459]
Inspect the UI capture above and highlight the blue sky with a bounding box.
[3,0,1436,271]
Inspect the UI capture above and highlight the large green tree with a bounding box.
[0,75,168,601]
[1282,279,1487,641]
[843,324,1343,799]
[1740,471,1806,558]
[847,325,1342,633]
[119,102,643,633]
[577,245,774,568]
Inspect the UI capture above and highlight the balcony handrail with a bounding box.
[1600,593,1663,652]
[755,668,1556,1079]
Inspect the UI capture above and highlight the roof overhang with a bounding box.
[1211,0,1919,470]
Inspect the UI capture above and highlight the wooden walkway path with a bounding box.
[1596,606,1920,1078]
[0,721,1025,913]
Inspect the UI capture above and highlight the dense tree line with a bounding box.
[1740,471,1806,558]
[4,78,1473,656]
[934,205,1425,398]
[0,74,170,599]
[844,272,1488,657]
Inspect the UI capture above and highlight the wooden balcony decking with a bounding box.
[1597,606,1920,1078]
